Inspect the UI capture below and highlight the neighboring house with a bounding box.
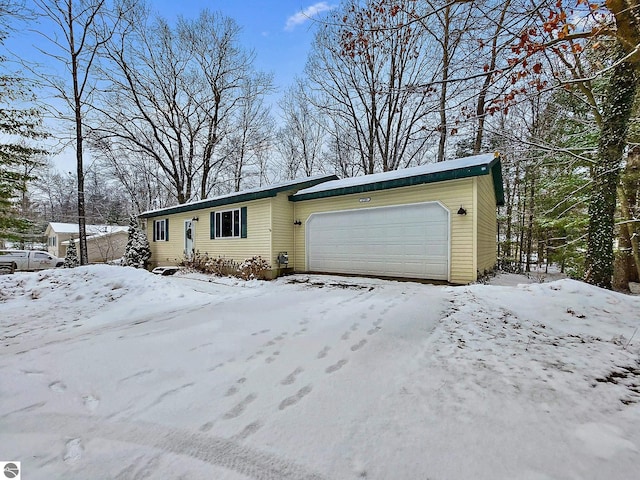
[44,223,129,263]
[140,153,504,284]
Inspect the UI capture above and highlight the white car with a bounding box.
[0,250,64,271]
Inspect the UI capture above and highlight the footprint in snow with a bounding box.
[326,359,348,373]
[233,420,263,441]
[223,393,257,419]
[226,377,247,397]
[317,346,330,359]
[281,367,304,385]
[82,394,100,412]
[63,438,83,464]
[278,385,312,410]
[294,327,308,336]
[350,339,367,351]
[341,331,352,340]
[49,381,67,393]
[199,421,214,432]
[225,385,240,397]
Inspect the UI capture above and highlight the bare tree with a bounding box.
[420,1,475,161]
[220,75,275,192]
[306,0,438,174]
[276,80,326,178]
[32,0,130,264]
[94,8,272,204]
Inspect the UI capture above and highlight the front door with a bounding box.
[184,220,194,258]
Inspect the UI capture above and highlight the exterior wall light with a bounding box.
[457,206,467,215]
[294,220,302,225]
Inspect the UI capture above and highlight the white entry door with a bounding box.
[306,202,449,280]
[184,220,194,257]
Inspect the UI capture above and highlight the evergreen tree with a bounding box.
[124,215,151,269]
[63,238,79,268]
[0,2,46,243]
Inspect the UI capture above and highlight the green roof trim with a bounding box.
[291,156,505,205]
[492,160,505,206]
[140,175,339,219]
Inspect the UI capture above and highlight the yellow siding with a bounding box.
[292,178,476,284]
[146,198,272,268]
[476,174,498,274]
[270,192,295,274]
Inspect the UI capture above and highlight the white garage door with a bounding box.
[306,202,449,280]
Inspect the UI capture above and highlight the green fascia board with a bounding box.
[291,156,505,206]
[140,175,339,219]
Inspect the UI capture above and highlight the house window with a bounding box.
[48,236,56,247]
[153,219,169,242]
[215,209,240,238]
[210,207,247,239]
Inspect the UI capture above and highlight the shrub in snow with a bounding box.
[181,252,270,280]
[181,251,238,276]
[63,239,79,268]
[237,256,271,280]
[124,215,151,269]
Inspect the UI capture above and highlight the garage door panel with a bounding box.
[306,203,449,280]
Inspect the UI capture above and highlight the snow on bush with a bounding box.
[63,239,79,268]
[181,251,270,280]
[237,256,271,280]
[123,215,151,269]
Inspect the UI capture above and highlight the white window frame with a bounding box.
[154,219,168,242]
[214,209,241,239]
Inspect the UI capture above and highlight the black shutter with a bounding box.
[152,220,157,242]
[241,207,247,238]
[210,211,215,239]
[165,218,169,241]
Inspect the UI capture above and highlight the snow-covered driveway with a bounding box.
[1,266,639,479]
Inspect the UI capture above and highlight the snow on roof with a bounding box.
[294,153,498,197]
[140,174,338,217]
[62,225,129,245]
[48,223,129,235]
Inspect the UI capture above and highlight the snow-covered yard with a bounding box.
[1,265,639,479]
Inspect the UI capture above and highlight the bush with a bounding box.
[180,252,271,280]
[237,256,271,280]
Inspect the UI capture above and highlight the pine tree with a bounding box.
[1,3,46,243]
[63,238,79,268]
[124,215,151,269]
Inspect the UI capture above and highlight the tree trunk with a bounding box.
[614,146,640,289]
[585,57,637,289]
[525,170,535,273]
[473,0,511,154]
[68,1,88,266]
[436,7,450,163]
